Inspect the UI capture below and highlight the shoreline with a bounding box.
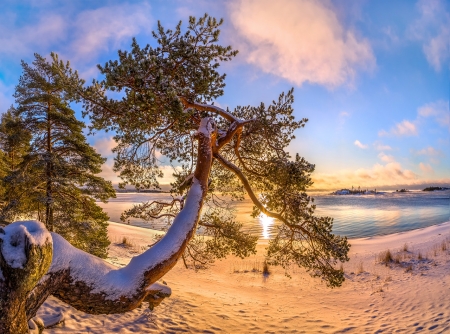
[41,220,450,333]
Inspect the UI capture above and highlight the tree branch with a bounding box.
[178,96,238,123]
[213,153,310,236]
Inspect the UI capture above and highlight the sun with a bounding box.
[259,213,275,239]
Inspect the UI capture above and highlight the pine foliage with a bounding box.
[1,54,115,258]
[68,15,349,285]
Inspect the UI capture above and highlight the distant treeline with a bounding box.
[115,189,168,193]
[423,186,450,191]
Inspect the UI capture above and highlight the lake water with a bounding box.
[98,190,450,239]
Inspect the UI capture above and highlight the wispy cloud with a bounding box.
[312,161,418,189]
[419,162,434,174]
[0,3,153,79]
[373,142,392,151]
[379,120,418,137]
[228,0,375,88]
[354,140,368,149]
[418,100,449,128]
[413,146,444,164]
[378,152,395,163]
[409,0,450,71]
[68,4,153,62]
[414,146,443,157]
[93,136,116,158]
[0,13,67,57]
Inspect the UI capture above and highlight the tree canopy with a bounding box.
[0,14,350,334]
[0,54,115,257]
[76,14,350,285]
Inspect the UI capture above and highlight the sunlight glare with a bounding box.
[259,213,274,239]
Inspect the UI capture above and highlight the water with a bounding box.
[98,190,450,239]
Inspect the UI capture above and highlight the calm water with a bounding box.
[98,190,450,239]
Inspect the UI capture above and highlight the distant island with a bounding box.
[396,189,408,193]
[115,189,168,193]
[331,187,379,195]
[423,186,450,192]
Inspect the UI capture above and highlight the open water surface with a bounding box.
[98,190,450,239]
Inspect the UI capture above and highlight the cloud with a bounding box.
[378,152,395,163]
[354,140,368,149]
[418,100,449,128]
[68,4,153,62]
[409,0,450,71]
[0,3,153,78]
[414,146,443,157]
[419,162,434,174]
[98,160,121,185]
[228,0,375,87]
[0,13,67,57]
[312,161,418,190]
[379,120,418,137]
[93,137,116,158]
[374,142,392,151]
[413,146,444,164]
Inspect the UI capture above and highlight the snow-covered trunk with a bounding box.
[0,221,53,334]
[25,118,215,318]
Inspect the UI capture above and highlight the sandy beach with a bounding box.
[39,220,450,333]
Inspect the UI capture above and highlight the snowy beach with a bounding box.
[39,220,450,333]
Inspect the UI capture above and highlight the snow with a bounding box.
[197,117,215,136]
[47,177,204,300]
[0,220,51,269]
[147,281,171,296]
[38,219,450,333]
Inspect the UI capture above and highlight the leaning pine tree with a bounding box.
[0,16,349,333]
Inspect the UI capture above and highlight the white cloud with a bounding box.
[378,152,395,163]
[409,0,450,71]
[69,4,153,62]
[393,120,418,136]
[0,3,153,77]
[379,120,418,137]
[374,142,392,151]
[228,0,375,87]
[93,137,116,158]
[0,13,67,57]
[312,161,418,189]
[419,162,434,174]
[354,140,368,149]
[418,100,449,128]
[414,146,443,157]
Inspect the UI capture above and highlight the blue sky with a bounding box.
[0,0,448,190]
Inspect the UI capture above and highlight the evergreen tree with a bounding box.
[6,53,115,257]
[0,109,32,222]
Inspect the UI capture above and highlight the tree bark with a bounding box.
[0,221,53,334]
[23,117,215,319]
[45,103,53,232]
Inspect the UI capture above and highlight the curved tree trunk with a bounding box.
[26,117,215,318]
[0,118,215,332]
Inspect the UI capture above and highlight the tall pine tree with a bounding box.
[5,53,115,257]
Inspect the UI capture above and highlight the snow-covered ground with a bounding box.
[39,220,450,333]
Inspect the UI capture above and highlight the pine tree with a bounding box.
[0,109,32,222]
[7,53,115,257]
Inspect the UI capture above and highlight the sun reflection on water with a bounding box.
[259,214,275,239]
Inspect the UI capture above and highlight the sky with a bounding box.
[0,0,449,191]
